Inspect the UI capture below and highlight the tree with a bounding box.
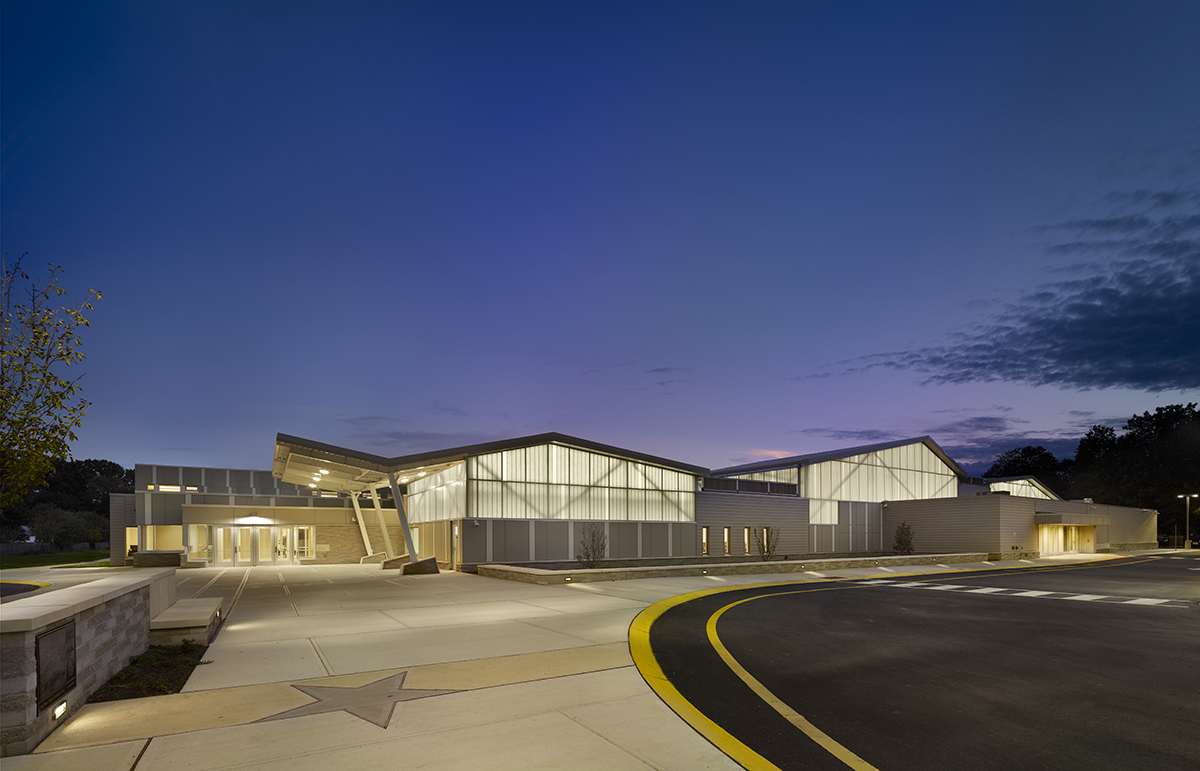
[576,523,607,569]
[893,521,914,555]
[983,445,1067,497]
[751,526,778,561]
[1,255,104,515]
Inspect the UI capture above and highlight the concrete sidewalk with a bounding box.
[7,553,1132,771]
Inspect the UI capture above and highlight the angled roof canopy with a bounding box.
[709,436,969,479]
[985,475,1063,501]
[273,432,709,494]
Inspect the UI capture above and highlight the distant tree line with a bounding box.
[0,458,132,546]
[984,404,1200,537]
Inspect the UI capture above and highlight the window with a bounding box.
[295,526,315,559]
[763,526,772,554]
[723,527,731,555]
[743,527,751,555]
[701,526,709,555]
[159,485,181,492]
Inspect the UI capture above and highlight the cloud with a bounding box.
[646,366,693,374]
[745,449,797,459]
[426,401,469,418]
[792,427,899,443]
[841,191,1200,392]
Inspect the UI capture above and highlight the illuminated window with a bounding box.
[701,527,709,555]
[723,527,731,556]
[763,527,772,553]
[159,485,181,492]
[186,486,198,492]
[743,527,751,555]
[295,526,314,559]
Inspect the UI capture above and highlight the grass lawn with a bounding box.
[0,551,109,569]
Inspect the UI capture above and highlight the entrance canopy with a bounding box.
[1033,513,1111,526]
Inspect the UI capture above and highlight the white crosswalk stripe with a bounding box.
[852,580,1188,607]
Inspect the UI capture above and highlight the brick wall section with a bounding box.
[313,524,368,564]
[0,587,150,756]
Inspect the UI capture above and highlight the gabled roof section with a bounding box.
[710,436,968,478]
[273,432,708,493]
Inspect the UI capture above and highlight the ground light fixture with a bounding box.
[54,702,66,719]
[1179,494,1197,549]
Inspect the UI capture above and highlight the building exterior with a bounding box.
[111,433,1158,569]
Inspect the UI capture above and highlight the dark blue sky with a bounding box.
[4,1,1198,474]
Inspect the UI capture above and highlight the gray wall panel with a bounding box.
[462,522,487,563]
[504,521,531,562]
[695,491,810,556]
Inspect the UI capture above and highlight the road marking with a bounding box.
[708,592,881,771]
[630,555,1173,770]
[854,579,1187,607]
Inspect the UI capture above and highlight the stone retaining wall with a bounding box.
[477,553,990,585]
[0,568,174,756]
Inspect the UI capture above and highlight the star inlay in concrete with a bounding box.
[258,672,456,728]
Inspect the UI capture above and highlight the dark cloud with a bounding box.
[842,191,1200,392]
[792,427,899,443]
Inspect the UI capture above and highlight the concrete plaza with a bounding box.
[5,554,1135,770]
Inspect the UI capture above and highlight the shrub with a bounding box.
[893,521,914,555]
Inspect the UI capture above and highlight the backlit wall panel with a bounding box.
[405,463,466,524]
[989,479,1055,499]
[799,443,957,502]
[726,467,799,484]
[467,443,695,522]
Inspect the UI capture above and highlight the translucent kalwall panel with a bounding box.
[990,480,1054,499]
[466,442,695,522]
[810,499,838,525]
[798,443,957,503]
[728,468,799,484]
[406,463,466,523]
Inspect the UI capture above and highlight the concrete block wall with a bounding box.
[1,585,152,756]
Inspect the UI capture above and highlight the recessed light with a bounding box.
[54,702,67,719]
[417,471,426,477]
[308,483,317,488]
[320,469,329,475]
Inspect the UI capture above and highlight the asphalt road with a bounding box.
[647,554,1200,771]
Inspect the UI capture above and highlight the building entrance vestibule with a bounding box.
[211,525,314,566]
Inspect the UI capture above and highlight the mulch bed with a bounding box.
[88,640,212,702]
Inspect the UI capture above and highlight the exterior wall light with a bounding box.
[54,702,67,719]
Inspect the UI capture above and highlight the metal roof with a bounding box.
[272,432,709,494]
[708,436,969,478]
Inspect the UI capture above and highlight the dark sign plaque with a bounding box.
[36,621,76,713]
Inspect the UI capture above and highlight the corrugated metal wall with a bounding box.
[451,519,699,564]
[695,491,809,557]
[883,497,1006,555]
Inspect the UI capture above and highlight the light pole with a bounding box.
[1179,494,1197,549]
